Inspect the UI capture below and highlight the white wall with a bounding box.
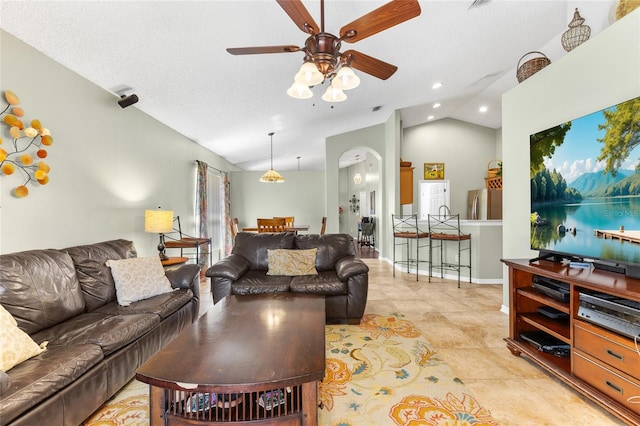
[0,30,236,257]
[502,11,640,306]
[229,170,326,233]
[402,118,499,217]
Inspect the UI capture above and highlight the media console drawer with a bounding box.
[574,351,640,413]
[574,321,640,377]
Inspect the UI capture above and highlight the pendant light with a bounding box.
[353,155,362,184]
[259,132,285,183]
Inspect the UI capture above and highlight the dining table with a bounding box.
[242,225,310,233]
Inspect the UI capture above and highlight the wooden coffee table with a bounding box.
[136,293,325,425]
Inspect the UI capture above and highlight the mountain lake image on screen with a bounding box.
[530,95,640,267]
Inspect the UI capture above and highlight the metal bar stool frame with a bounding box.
[392,214,430,281]
[427,206,471,288]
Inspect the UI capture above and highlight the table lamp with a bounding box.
[145,208,174,260]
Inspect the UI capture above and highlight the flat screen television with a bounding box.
[530,95,640,273]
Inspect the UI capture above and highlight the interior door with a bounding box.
[419,180,450,220]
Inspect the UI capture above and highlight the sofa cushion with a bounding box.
[31,312,159,356]
[65,239,137,312]
[232,232,296,270]
[267,248,318,276]
[289,271,348,295]
[0,249,86,335]
[0,305,47,372]
[92,289,193,320]
[0,343,104,422]
[106,256,174,306]
[295,234,356,271]
[231,270,291,295]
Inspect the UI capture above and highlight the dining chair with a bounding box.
[229,217,239,240]
[273,216,295,228]
[257,217,286,233]
[320,217,327,236]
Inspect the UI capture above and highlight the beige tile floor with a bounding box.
[364,259,627,426]
[199,258,628,425]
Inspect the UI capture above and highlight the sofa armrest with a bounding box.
[0,370,10,396]
[205,255,250,304]
[165,264,201,295]
[205,254,250,281]
[335,257,369,281]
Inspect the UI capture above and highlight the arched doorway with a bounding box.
[338,148,382,250]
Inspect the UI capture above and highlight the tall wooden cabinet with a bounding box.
[503,259,640,425]
[400,165,414,205]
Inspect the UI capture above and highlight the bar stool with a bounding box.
[428,206,471,288]
[392,214,430,280]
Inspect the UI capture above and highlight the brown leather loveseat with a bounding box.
[0,239,200,426]
[205,233,368,324]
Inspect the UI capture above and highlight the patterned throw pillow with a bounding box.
[267,249,318,276]
[106,256,174,306]
[0,304,47,372]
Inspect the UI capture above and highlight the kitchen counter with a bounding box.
[410,219,503,283]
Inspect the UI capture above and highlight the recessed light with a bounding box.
[427,115,435,120]
[433,103,441,109]
[479,105,488,113]
[432,82,442,89]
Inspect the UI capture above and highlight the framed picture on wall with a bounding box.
[424,162,445,180]
[370,191,375,215]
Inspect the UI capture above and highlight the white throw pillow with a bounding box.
[106,256,174,306]
[0,304,47,372]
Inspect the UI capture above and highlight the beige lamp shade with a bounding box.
[145,209,174,233]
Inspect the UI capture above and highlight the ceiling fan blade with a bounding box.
[276,0,318,35]
[226,46,301,55]
[343,50,398,80]
[340,0,421,43]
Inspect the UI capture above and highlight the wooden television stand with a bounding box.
[503,258,640,425]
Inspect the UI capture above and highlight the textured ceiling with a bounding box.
[0,0,617,170]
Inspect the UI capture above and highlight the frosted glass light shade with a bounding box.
[294,62,324,86]
[287,82,313,99]
[333,66,360,90]
[353,172,362,184]
[322,85,347,102]
[145,209,173,233]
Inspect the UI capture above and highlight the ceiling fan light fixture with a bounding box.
[287,82,313,99]
[322,84,347,103]
[294,61,324,86]
[333,66,360,90]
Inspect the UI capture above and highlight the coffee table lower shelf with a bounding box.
[151,382,317,425]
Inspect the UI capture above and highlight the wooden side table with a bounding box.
[161,257,189,267]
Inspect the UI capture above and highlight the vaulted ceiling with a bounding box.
[0,1,618,170]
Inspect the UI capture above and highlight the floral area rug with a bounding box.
[86,313,498,425]
[319,313,498,425]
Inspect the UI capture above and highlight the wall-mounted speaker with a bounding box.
[118,94,139,108]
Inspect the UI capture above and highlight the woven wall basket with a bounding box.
[516,51,551,83]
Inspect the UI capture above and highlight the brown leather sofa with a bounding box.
[205,233,368,324]
[0,239,200,426]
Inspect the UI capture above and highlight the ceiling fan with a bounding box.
[226,0,422,102]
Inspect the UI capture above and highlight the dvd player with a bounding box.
[532,275,570,302]
[578,292,640,339]
[520,331,570,357]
